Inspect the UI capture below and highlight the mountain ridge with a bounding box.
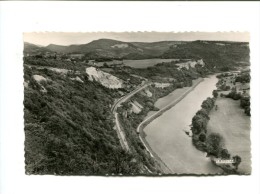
[24,38,250,70]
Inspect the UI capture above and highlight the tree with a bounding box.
[192,115,207,133]
[245,106,251,116]
[199,133,206,142]
[220,148,230,159]
[206,133,224,156]
[232,155,242,170]
[201,97,215,112]
[196,108,209,120]
[213,90,218,98]
[240,96,250,108]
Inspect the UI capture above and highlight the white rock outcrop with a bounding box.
[24,81,29,88]
[144,88,152,97]
[70,76,84,83]
[86,67,123,89]
[131,101,143,114]
[175,59,205,70]
[33,75,47,83]
[32,75,48,93]
[154,82,170,88]
[111,44,129,48]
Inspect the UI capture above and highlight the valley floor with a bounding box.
[207,97,251,174]
[142,75,223,174]
[144,78,203,119]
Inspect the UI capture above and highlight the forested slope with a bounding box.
[162,41,250,71]
[24,65,148,175]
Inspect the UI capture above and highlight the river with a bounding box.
[143,75,223,174]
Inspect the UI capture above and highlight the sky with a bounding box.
[23,32,250,46]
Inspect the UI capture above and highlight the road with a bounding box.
[111,82,172,173]
[112,82,150,151]
[115,113,129,151]
[111,83,150,114]
[137,79,203,133]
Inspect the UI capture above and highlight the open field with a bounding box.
[96,58,179,68]
[154,79,202,109]
[144,78,203,119]
[207,97,251,174]
[123,58,179,68]
[223,77,250,93]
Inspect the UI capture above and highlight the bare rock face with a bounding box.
[154,82,170,88]
[197,59,205,66]
[70,76,84,83]
[86,67,123,89]
[24,81,29,88]
[144,88,152,97]
[33,75,47,83]
[131,100,143,114]
[32,75,48,93]
[175,59,205,70]
[111,43,129,48]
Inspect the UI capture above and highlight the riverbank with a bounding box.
[187,71,251,174]
[137,78,204,174]
[144,79,203,119]
[137,78,203,133]
[140,75,223,174]
[207,95,251,174]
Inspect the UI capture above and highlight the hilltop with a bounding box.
[24,39,249,71]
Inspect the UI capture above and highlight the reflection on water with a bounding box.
[144,75,223,174]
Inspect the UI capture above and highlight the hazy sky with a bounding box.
[24,32,250,46]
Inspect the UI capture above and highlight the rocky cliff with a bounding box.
[86,67,123,89]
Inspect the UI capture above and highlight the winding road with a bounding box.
[111,82,150,151]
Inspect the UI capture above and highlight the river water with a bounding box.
[143,75,223,174]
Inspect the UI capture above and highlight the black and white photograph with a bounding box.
[1,2,260,194]
[23,32,251,175]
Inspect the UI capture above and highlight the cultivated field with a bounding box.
[96,58,180,68]
[222,76,250,95]
[154,79,203,109]
[123,58,179,68]
[207,97,251,174]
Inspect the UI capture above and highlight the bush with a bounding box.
[232,155,242,169]
[199,133,206,142]
[213,90,218,98]
[206,133,224,157]
[225,85,231,91]
[245,106,251,116]
[201,97,215,112]
[226,91,241,100]
[240,96,250,108]
[220,149,230,159]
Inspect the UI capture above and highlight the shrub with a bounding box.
[220,149,230,159]
[206,133,224,157]
[232,155,242,170]
[245,106,251,116]
[226,91,241,100]
[199,133,206,142]
[213,90,218,98]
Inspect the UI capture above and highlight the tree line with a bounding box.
[191,94,242,173]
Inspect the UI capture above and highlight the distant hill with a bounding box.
[24,42,49,56]
[45,39,160,59]
[27,39,178,59]
[161,40,250,71]
[24,39,250,70]
[45,44,68,53]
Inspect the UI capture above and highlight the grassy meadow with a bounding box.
[207,97,251,174]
